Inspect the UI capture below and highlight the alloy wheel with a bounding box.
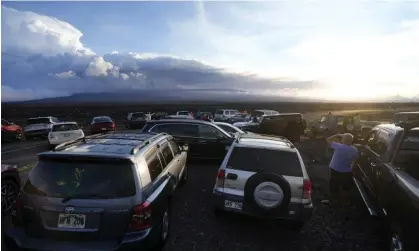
[1,181,18,213]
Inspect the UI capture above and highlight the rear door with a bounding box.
[20,157,136,242]
[196,124,230,159]
[148,123,201,158]
[224,147,304,202]
[168,139,186,181]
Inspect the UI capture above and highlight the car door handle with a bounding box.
[226,173,238,180]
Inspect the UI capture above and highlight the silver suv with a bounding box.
[212,133,313,229]
[5,132,188,251]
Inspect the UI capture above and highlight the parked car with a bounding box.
[48,122,85,149]
[212,133,313,229]
[23,116,60,140]
[5,132,188,251]
[2,119,24,141]
[90,116,115,134]
[236,113,306,142]
[310,113,385,140]
[226,113,250,124]
[176,111,193,117]
[392,111,419,124]
[1,164,21,214]
[125,112,152,129]
[353,121,419,251]
[213,122,251,135]
[162,114,194,120]
[214,109,240,122]
[141,119,235,160]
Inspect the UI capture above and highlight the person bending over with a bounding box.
[324,133,359,207]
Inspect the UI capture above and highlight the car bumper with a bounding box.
[4,227,157,251]
[24,130,50,138]
[213,190,313,222]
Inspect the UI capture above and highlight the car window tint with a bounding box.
[395,131,419,180]
[27,118,50,125]
[151,124,199,137]
[168,140,181,155]
[198,125,223,138]
[52,124,79,132]
[94,117,112,123]
[23,159,136,198]
[160,143,174,166]
[227,147,303,177]
[145,148,164,181]
[218,124,236,133]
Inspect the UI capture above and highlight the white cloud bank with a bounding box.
[2,2,419,102]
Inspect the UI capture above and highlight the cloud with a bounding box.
[1,6,94,56]
[168,1,419,100]
[2,3,419,102]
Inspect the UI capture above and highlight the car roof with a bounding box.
[38,132,169,160]
[93,116,112,119]
[53,122,78,125]
[235,134,296,152]
[149,119,213,125]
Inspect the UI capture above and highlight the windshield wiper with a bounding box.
[61,194,112,203]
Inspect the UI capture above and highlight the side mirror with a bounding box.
[9,122,14,125]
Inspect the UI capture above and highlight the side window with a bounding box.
[144,148,164,181]
[159,143,174,167]
[198,125,223,138]
[219,125,235,133]
[168,140,181,156]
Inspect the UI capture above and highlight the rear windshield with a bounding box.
[131,113,145,118]
[27,118,50,125]
[23,159,136,198]
[52,124,79,132]
[177,111,190,116]
[93,117,112,123]
[227,147,303,177]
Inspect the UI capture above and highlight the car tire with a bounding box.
[1,179,19,214]
[178,166,188,187]
[154,204,171,251]
[244,173,291,215]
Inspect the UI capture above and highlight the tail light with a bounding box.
[111,122,115,128]
[127,201,152,232]
[303,179,312,199]
[215,169,226,187]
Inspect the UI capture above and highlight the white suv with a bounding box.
[214,109,239,122]
[212,133,313,229]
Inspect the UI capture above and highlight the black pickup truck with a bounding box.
[353,121,419,251]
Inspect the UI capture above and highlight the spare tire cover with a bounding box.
[244,173,291,213]
[253,182,284,209]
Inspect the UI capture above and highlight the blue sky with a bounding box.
[1,1,419,101]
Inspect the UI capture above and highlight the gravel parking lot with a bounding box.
[2,136,387,251]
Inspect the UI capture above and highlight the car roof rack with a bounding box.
[130,133,168,154]
[53,132,112,152]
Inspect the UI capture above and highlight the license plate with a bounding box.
[57,213,86,229]
[101,128,106,130]
[224,200,243,210]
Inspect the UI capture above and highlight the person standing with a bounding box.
[323,133,359,207]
